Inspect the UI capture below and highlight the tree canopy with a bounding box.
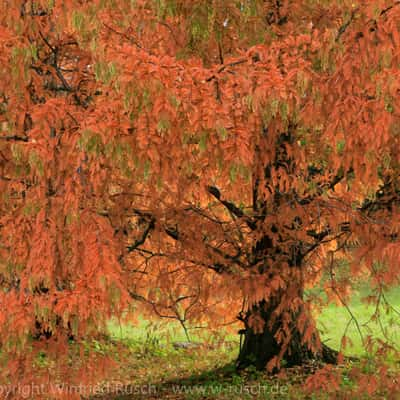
[1,0,400,397]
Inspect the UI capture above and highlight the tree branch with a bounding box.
[0,135,28,142]
[335,8,358,42]
[126,217,155,252]
[206,185,256,230]
[205,58,248,82]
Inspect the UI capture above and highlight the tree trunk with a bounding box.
[236,286,338,371]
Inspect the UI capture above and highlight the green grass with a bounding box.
[317,285,400,357]
[107,316,239,354]
[15,284,398,399]
[107,286,400,359]
[91,286,400,399]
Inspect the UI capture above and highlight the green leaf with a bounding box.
[199,132,208,152]
[71,315,79,337]
[72,11,85,32]
[143,159,151,180]
[280,101,288,121]
[29,44,38,62]
[28,151,44,176]
[156,176,163,190]
[86,134,103,154]
[270,98,279,117]
[229,164,237,183]
[243,95,254,112]
[169,95,181,109]
[11,144,23,162]
[94,62,117,84]
[384,96,394,113]
[23,202,41,216]
[157,117,170,134]
[216,126,228,141]
[382,49,392,68]
[238,163,251,182]
[336,140,345,154]
[382,153,391,169]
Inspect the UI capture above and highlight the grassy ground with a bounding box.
[316,284,400,359]
[87,287,400,399]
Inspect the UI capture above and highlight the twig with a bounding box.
[336,9,358,42]
[205,59,248,82]
[103,23,144,51]
[0,135,28,142]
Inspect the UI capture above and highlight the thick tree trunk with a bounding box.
[242,123,338,370]
[236,281,339,371]
[236,296,338,371]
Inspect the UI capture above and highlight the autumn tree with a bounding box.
[1,0,400,387]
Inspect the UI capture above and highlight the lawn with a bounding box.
[317,285,400,358]
[91,285,400,399]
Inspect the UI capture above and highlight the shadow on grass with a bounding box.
[91,362,244,399]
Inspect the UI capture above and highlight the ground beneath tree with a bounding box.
[86,338,397,400]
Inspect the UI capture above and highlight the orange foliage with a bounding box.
[1,0,400,397]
